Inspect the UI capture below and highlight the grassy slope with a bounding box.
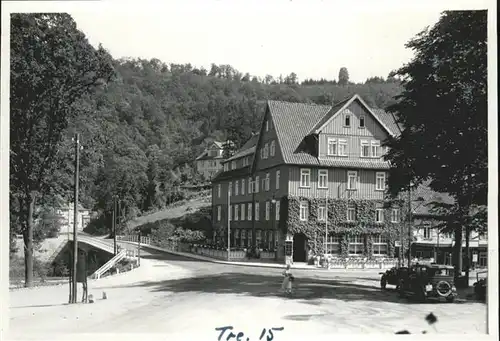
[125,194,212,232]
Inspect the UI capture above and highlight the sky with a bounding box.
[2,0,493,83]
[67,1,446,83]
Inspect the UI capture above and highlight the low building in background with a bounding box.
[56,202,91,234]
[195,140,233,180]
[409,186,488,268]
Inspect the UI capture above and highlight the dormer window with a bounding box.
[231,161,236,169]
[344,114,351,127]
[265,120,269,132]
[223,163,229,172]
[359,115,365,128]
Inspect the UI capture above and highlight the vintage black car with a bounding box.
[380,266,408,290]
[398,263,457,303]
[473,270,487,301]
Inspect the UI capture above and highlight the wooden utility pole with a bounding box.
[72,133,80,304]
[227,188,231,261]
[407,187,412,267]
[112,196,117,255]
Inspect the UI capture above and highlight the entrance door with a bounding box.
[293,233,307,262]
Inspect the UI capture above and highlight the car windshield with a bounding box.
[429,268,453,276]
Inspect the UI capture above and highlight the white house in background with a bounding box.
[195,140,234,180]
[56,203,91,233]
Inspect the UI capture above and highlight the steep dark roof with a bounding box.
[372,109,403,136]
[269,100,331,165]
[308,97,351,134]
[268,95,397,168]
[225,133,259,162]
[412,181,455,216]
[211,166,251,182]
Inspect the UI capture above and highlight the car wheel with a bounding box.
[380,277,387,290]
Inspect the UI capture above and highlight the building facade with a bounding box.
[211,95,408,263]
[409,187,488,268]
[195,140,234,180]
[56,203,91,234]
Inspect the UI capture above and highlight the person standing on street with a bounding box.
[281,264,293,296]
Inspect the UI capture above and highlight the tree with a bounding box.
[383,11,487,278]
[10,13,114,286]
[338,67,349,86]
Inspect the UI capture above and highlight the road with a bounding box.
[7,246,488,339]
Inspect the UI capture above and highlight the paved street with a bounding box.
[8,246,487,339]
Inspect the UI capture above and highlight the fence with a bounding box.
[322,257,399,269]
[117,234,151,245]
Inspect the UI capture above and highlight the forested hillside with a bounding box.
[62,58,403,234]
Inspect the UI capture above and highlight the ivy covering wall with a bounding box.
[284,196,403,258]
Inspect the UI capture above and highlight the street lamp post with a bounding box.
[71,133,80,304]
[325,189,329,258]
[271,197,276,260]
[407,188,412,267]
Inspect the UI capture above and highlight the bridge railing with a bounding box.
[117,235,151,245]
[92,249,127,280]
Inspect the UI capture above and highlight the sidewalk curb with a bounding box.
[117,240,386,272]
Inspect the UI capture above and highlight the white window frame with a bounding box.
[359,115,365,128]
[240,203,245,220]
[361,140,370,158]
[347,205,356,222]
[338,139,348,156]
[423,224,432,239]
[260,148,264,160]
[265,120,269,132]
[241,179,245,195]
[255,202,259,221]
[326,235,340,255]
[228,181,232,195]
[376,208,384,223]
[234,205,239,221]
[255,176,259,193]
[348,235,363,255]
[373,235,388,255]
[247,203,252,221]
[265,173,270,191]
[391,208,399,223]
[300,168,311,188]
[275,201,280,221]
[299,201,309,221]
[235,180,239,196]
[327,138,337,156]
[264,143,269,159]
[270,141,275,156]
[347,171,357,190]
[218,184,221,198]
[231,161,236,169]
[276,170,280,190]
[217,206,221,221]
[229,204,232,221]
[265,201,270,220]
[376,172,386,191]
[248,177,252,194]
[224,163,229,172]
[371,141,380,158]
[318,204,326,221]
[344,113,351,127]
[318,169,328,188]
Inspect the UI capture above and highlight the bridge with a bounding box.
[48,233,139,279]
